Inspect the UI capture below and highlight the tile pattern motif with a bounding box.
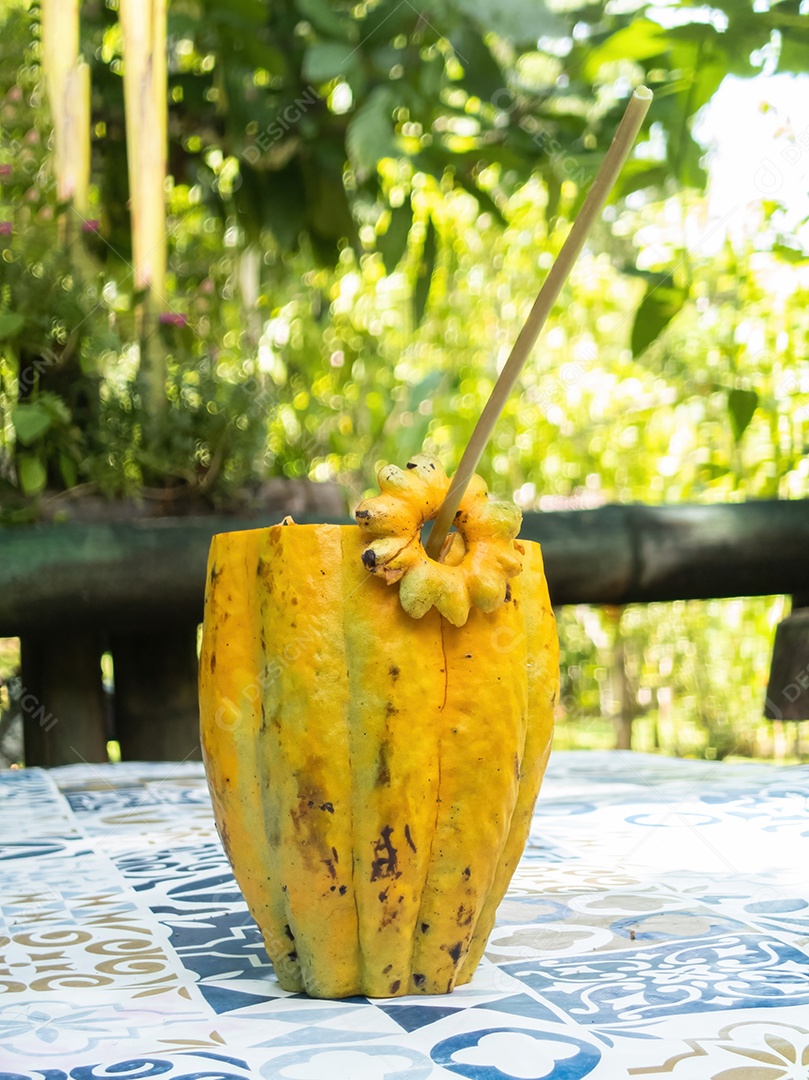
[1,751,808,1078]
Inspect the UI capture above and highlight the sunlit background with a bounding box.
[1,0,808,765]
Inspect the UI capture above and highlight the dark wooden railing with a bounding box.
[2,497,808,765]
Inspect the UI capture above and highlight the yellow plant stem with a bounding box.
[119,0,168,419]
[40,0,90,216]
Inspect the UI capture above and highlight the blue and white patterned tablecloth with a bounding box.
[1,751,808,1079]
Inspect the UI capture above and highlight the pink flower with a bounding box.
[159,312,188,327]
[0,164,11,178]
[0,222,12,235]
[82,219,101,233]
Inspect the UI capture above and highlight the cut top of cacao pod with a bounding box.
[355,453,524,627]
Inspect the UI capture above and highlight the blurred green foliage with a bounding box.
[553,596,795,761]
[0,0,807,758]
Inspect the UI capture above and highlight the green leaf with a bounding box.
[59,452,78,489]
[450,24,505,103]
[346,87,397,178]
[720,27,761,76]
[631,275,689,357]
[727,388,758,443]
[419,53,444,99]
[378,200,413,274]
[777,34,809,74]
[17,454,47,496]
[0,312,24,340]
[12,404,53,446]
[168,12,199,35]
[408,371,444,411]
[772,242,806,263]
[237,38,287,76]
[611,161,669,201]
[542,165,562,223]
[358,0,416,48]
[672,132,707,190]
[303,150,358,257]
[302,42,356,83]
[413,217,437,327]
[450,0,567,44]
[208,0,268,23]
[681,54,727,117]
[583,20,666,80]
[295,0,355,41]
[39,392,71,425]
[236,161,308,249]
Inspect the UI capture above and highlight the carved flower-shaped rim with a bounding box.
[355,454,524,627]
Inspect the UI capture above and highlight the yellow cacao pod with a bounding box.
[199,515,558,999]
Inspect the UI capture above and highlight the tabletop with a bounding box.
[1,750,808,1079]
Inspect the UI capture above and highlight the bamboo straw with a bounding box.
[425,87,653,561]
